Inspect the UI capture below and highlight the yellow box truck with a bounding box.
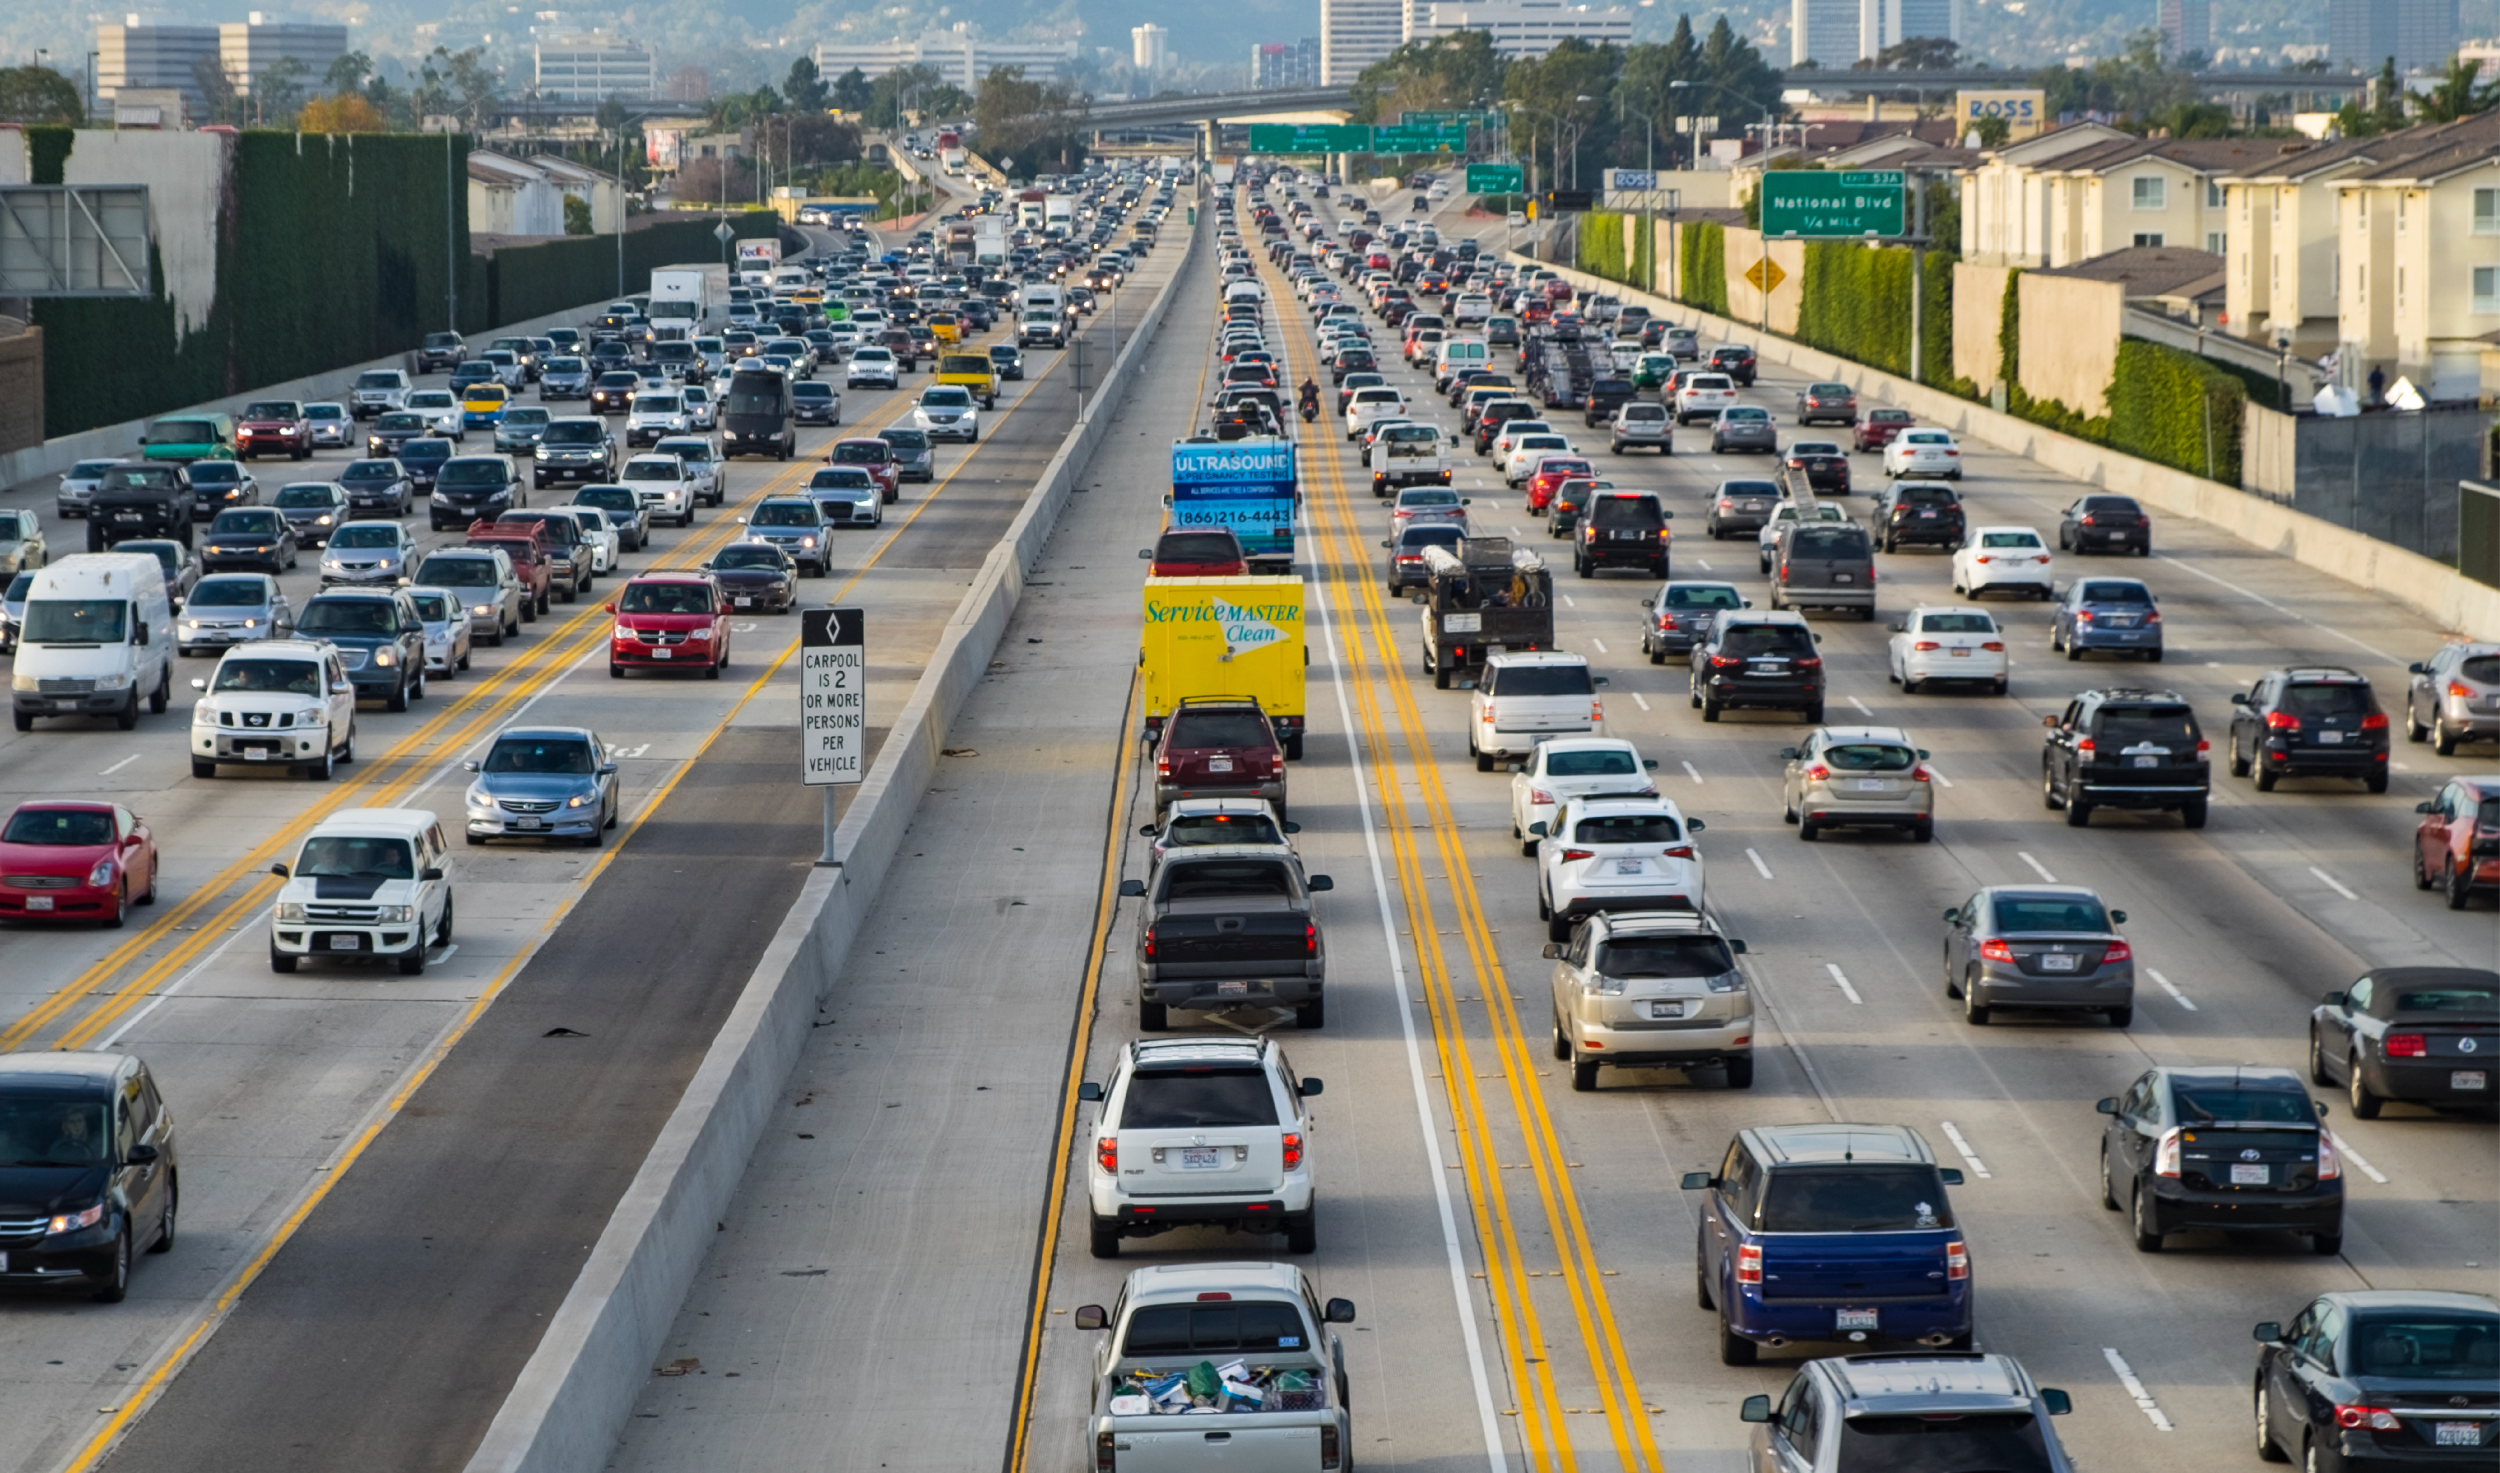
[1140,576,1307,759]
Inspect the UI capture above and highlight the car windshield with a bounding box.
[1918,613,1994,634]
[409,593,454,621]
[188,578,267,607]
[1978,531,2041,548]
[0,1098,113,1166]
[22,600,130,643]
[416,557,496,587]
[484,738,596,774]
[2393,982,2500,1014]
[2079,582,2153,605]
[1595,935,1733,978]
[1834,1412,2051,1472]
[401,442,452,465]
[2,808,116,845]
[188,464,239,485]
[1489,664,1593,697]
[268,487,334,513]
[502,409,550,428]
[242,402,297,419]
[376,414,426,433]
[575,488,637,513]
[144,419,219,444]
[2171,1086,2315,1125]
[437,461,504,488]
[1993,896,2109,933]
[1159,859,1295,901]
[617,583,712,614]
[295,834,415,879]
[752,502,818,526]
[2349,1317,2500,1379]
[1793,528,1869,557]
[711,546,788,571]
[407,392,454,408]
[1156,533,1241,564]
[211,657,323,695]
[343,461,401,480]
[1720,625,1814,658]
[1663,586,1744,611]
[1121,1302,1306,1358]
[1399,490,1460,508]
[1120,1067,1279,1128]
[922,389,972,407]
[2281,682,2372,717]
[1590,496,1662,529]
[1757,1165,1954,1232]
[297,599,397,634]
[637,395,681,412]
[833,443,890,464]
[330,526,400,549]
[1571,813,1682,843]
[1546,750,1639,779]
[881,429,929,450]
[209,510,284,534]
[1822,744,1914,773]
[1723,408,1769,422]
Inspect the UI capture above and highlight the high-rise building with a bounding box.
[2397,0,2461,71]
[219,13,347,97]
[1321,0,1404,84]
[1790,0,1864,66]
[532,33,658,102]
[2330,0,2458,71]
[1251,38,1322,87]
[2158,0,2211,57]
[96,18,221,113]
[1133,23,1168,73]
[813,26,1078,88]
[1413,2,1634,59]
[1858,0,1959,56]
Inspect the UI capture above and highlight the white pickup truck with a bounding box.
[1368,420,1456,496]
[1076,1262,1355,1473]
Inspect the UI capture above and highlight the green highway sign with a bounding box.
[1397,110,1488,131]
[1372,124,1466,153]
[1465,162,1524,194]
[1758,170,1907,238]
[1247,123,1374,153]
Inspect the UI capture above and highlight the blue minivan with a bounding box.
[1683,1123,1971,1366]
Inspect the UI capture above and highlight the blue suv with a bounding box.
[1683,1123,1971,1366]
[293,589,427,711]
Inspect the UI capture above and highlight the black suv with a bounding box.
[294,589,428,710]
[1573,490,1671,578]
[1691,613,1824,723]
[2096,1065,2341,1255]
[2041,687,2210,828]
[1870,481,1966,552]
[429,456,522,533]
[1579,374,1637,427]
[1707,343,1758,386]
[86,463,192,551]
[2229,667,2391,793]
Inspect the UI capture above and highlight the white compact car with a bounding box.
[1534,793,1706,942]
[618,455,698,528]
[1673,373,1738,424]
[1489,420,1555,462]
[1503,435,1574,486]
[405,585,473,679]
[1079,1035,1321,1257]
[1888,605,2008,694]
[404,389,464,441]
[190,639,359,780]
[846,347,899,389]
[1952,526,2054,600]
[913,387,980,443]
[560,506,621,574]
[267,807,453,975]
[1508,736,1658,854]
[1884,427,1964,479]
[1470,651,1607,770]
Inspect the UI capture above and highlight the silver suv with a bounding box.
[1544,909,1752,1092]
[1608,401,1672,455]
[2404,641,2500,755]
[1740,1353,2077,1471]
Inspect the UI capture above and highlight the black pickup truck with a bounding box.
[86,463,193,551]
[1120,848,1335,1031]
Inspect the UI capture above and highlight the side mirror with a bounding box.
[1661,510,1674,520]
[1688,819,1706,832]
[1728,938,1747,954]
[2414,801,2436,814]
[2408,662,2427,675]
[1410,594,1426,605]
[1640,598,1653,609]
[2253,1321,2284,1344]
[462,760,481,772]
[1939,1167,1965,1186]
[1594,675,1610,688]
[420,867,444,881]
[2041,1389,2073,1417]
[2095,1097,2120,1115]
[2313,1100,2330,1118]
[269,862,289,878]
[2230,692,2250,705]
[1283,821,1301,834]
[1740,1394,1775,1424]
[1076,1081,1103,1103]
[1541,942,1563,959]
[2109,909,2127,925]
[1306,875,1334,892]
[1117,879,1146,897]
[1917,749,1930,759]
[1680,1171,1716,1191]
[125,1142,161,1166]
[598,762,619,776]
[2322,989,2348,1007]
[1643,759,1659,769]
[1462,497,1472,505]
[135,622,150,645]
[1507,762,1525,774]
[1137,822,1159,836]
[1381,540,1391,548]
[1528,821,1548,838]
[1299,1077,1324,1096]
[1323,1297,1356,1324]
[190,678,208,691]
[1778,747,1799,760]
[1891,621,1907,632]
[1941,907,1959,924]
[1073,1305,1107,1331]
[1742,599,1753,608]
[603,603,617,614]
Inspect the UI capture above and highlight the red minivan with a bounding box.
[608,572,730,679]
[825,438,900,503]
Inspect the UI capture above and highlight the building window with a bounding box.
[2133,232,2165,247]
[2132,176,2166,210]
[2207,231,2226,254]
[2206,180,2223,209]
[2476,265,2500,314]
[2397,193,2408,232]
[2476,188,2500,233]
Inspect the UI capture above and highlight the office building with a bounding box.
[2331,0,2458,72]
[1251,38,1322,88]
[812,26,1078,89]
[1791,0,1863,66]
[532,33,658,102]
[1321,0,1404,84]
[1858,0,1959,55]
[1132,23,1168,73]
[2158,0,2210,57]
[96,18,222,113]
[1412,2,1634,59]
[219,14,347,97]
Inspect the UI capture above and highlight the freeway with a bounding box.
[0,214,1182,1473]
[595,178,2494,1473]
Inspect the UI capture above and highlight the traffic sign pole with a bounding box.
[800,607,866,864]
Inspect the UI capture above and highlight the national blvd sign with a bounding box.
[1758,171,1907,239]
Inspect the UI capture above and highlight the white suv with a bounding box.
[1079,1036,1322,1257]
[618,455,698,528]
[1535,793,1707,941]
[190,640,358,781]
[1673,373,1738,425]
[268,807,454,976]
[1471,651,1607,771]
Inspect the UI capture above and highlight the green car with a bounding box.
[1630,353,1677,392]
[139,413,237,464]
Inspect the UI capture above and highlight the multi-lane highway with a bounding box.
[0,199,1181,1473]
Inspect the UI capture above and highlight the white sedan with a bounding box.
[1952,526,2055,600]
[1489,420,1555,462]
[1503,434,1574,486]
[1508,737,1658,854]
[1887,605,2009,694]
[846,348,900,389]
[1345,386,1407,439]
[1884,427,1964,479]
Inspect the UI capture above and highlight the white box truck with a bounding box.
[1044,194,1075,234]
[972,215,1008,269]
[646,267,713,342]
[733,238,781,288]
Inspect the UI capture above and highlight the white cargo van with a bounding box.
[1434,335,1489,381]
[10,553,174,732]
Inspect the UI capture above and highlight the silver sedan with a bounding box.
[1942,886,2136,1028]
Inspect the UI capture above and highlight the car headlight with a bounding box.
[94,672,132,690]
[363,905,412,924]
[194,703,217,725]
[472,603,496,617]
[10,672,32,690]
[46,1203,105,1236]
[181,617,201,631]
[372,649,396,667]
[566,792,592,808]
[275,902,306,923]
[88,857,116,888]
[317,514,333,525]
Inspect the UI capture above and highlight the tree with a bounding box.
[1967,112,2011,147]
[1348,31,1503,124]
[297,92,385,132]
[973,66,1089,174]
[674,155,755,207]
[0,64,82,124]
[1855,37,1959,71]
[594,93,629,132]
[784,56,830,113]
[419,45,501,129]
[2148,100,2235,137]
[2417,55,2497,124]
[254,55,310,126]
[322,50,372,98]
[564,194,594,235]
[831,67,872,113]
[190,54,240,126]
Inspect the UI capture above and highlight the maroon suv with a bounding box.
[1152,698,1292,816]
[236,399,313,461]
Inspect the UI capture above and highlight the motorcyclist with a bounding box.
[1297,377,1320,420]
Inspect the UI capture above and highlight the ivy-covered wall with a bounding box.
[1794,240,1956,389]
[1679,219,1728,318]
[2107,338,2246,486]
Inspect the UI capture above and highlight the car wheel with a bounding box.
[1723,1055,1755,1089]
[2181,800,2208,829]
[1570,1053,1599,1092]
[2445,856,2474,911]
[2100,1146,2122,1210]
[1717,1316,1757,1367]
[2255,759,2278,793]
[1901,672,1922,695]
[2107,1005,2133,1028]
[2230,737,2252,778]
[1088,1215,1121,1259]
[2307,1432,2352,1473]
[1798,819,1820,842]
[2131,1186,2163,1252]
[102,880,128,930]
[307,742,334,782]
[116,690,140,731]
[151,1174,178,1253]
[1911,820,1934,844]
[385,678,409,714]
[1701,693,1721,722]
[2312,1229,2343,1256]
[2065,789,2093,826]
[397,937,427,975]
[1963,978,1990,1025]
[1294,995,1325,1029]
[2406,703,2429,742]
[90,1225,131,1303]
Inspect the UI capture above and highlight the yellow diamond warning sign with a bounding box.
[1743,256,1787,293]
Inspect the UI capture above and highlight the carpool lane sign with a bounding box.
[801,607,864,786]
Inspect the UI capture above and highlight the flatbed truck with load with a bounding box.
[1415,537,1554,689]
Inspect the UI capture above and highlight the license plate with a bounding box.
[328,935,362,951]
[244,749,270,762]
[1855,779,1887,791]
[2437,1423,2483,1447]
[1836,1309,1879,1331]
[2230,1163,2269,1186]
[514,817,545,830]
[736,597,754,608]
[651,648,672,659]
[25,896,52,911]
[2317,730,2342,743]
[1179,1147,1223,1170]
[2039,953,2080,972]
[1943,646,1971,658]
[1217,979,1249,997]
[2454,1071,2488,1090]
[1649,1000,1686,1019]
[1615,858,1645,874]
[1208,758,1234,773]
[1833,573,1854,583]
[2133,755,2160,768]
[1919,510,1937,518]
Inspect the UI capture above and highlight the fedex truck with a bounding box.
[734,238,781,288]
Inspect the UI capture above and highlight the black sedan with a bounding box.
[366,411,431,457]
[1777,441,1852,497]
[199,507,299,574]
[1707,344,1758,386]
[2309,967,2499,1116]
[703,543,797,614]
[2096,1065,2340,1254]
[988,344,1026,382]
[2254,1290,2499,1470]
[2058,494,2152,555]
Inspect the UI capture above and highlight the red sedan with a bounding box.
[825,439,900,503]
[1525,456,1596,512]
[1854,407,1915,452]
[0,801,157,927]
[608,573,732,679]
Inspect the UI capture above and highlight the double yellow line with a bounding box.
[1265,241,1667,1473]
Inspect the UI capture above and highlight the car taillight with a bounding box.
[1097,1136,1118,1172]
[1912,766,1933,783]
[1796,657,1823,669]
[1142,926,1157,959]
[1305,923,1318,957]
[2154,1127,2182,1178]
[1735,1244,1763,1285]
[2197,739,2211,755]
[1157,757,1171,776]
[1283,1132,1304,1169]
[1912,640,1941,651]
[2384,1033,2428,1057]
[2103,940,2132,963]
[1663,845,1695,859]
[1098,1431,1120,1472]
[1656,613,1678,630]
[1480,700,1495,722]
[1980,939,2016,964]
[2360,712,2389,730]
[2451,681,2476,699]
[2336,1405,2401,1432]
[2266,712,2302,730]
[1590,700,1604,721]
[2076,610,2096,623]
[1974,555,1992,564]
[1560,848,1596,862]
[1981,641,2005,651]
[1787,458,1805,468]
[1320,1423,1341,1470]
[1806,764,1831,781]
[2317,1135,2341,1181]
[2079,514,2096,527]
[2077,738,2096,756]
[1944,1240,1969,1280]
[2144,610,2162,623]
[1711,655,1740,668]
[1529,787,1555,805]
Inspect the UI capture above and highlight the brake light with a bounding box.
[1796,656,1823,669]
[1980,939,2016,964]
[1157,757,1171,777]
[1736,1244,1763,1285]
[1787,458,1805,468]
[2077,738,2096,756]
[1657,613,1679,630]
[2144,610,2162,623]
[1974,555,1992,564]
[2336,1405,2401,1432]
[1305,923,1319,957]
[2317,1134,2341,1181]
[2076,610,2095,623]
[1283,1132,1304,1169]
[1098,1431,1118,1473]
[1320,1423,1342,1470]
[1663,845,1695,859]
[2154,1127,2182,1178]
[1981,641,2005,651]
[2266,712,2303,730]
[1560,848,1596,862]
[1712,655,1741,668]
[2103,940,2132,963]
[2197,739,2211,755]
[1480,700,1495,722]
[1530,787,1555,805]
[1590,701,1604,721]
[1097,1136,1118,1172]
[2360,711,2389,731]
[1912,766,1933,783]
[1805,764,1831,782]
[1944,1239,1969,1280]
[1142,926,1156,959]
[2451,681,2475,699]
[1912,640,1941,651]
[2080,514,2097,527]
[2385,1033,2428,1058]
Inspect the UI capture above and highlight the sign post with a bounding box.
[800,607,865,864]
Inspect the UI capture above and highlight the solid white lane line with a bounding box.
[2018,851,2058,883]
[99,753,140,776]
[1696,558,1712,570]
[1937,1120,1992,1179]
[1629,691,1650,711]
[2101,1347,2175,1432]
[1825,963,1863,1004]
[2147,969,2198,1011]
[1847,695,1873,715]
[2328,1129,2390,1185]
[1747,848,1774,879]
[1681,760,1704,785]
[1562,594,1576,608]
[2308,866,2359,901]
[1590,637,1608,654]
[1307,547,1511,1473]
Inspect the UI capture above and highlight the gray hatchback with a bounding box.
[1942,886,2136,1027]
[2405,641,2500,754]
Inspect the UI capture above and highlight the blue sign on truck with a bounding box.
[1171,439,1296,573]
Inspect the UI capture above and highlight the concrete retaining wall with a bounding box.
[1515,252,2500,639]
[2017,271,2121,419]
[457,211,1202,1473]
[1951,261,2011,395]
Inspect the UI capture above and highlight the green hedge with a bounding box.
[486,213,778,326]
[1578,213,1626,283]
[1680,220,1728,317]
[2108,338,2245,485]
[1794,241,1956,389]
[25,125,73,184]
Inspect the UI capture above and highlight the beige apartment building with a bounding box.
[1964,134,2282,270]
